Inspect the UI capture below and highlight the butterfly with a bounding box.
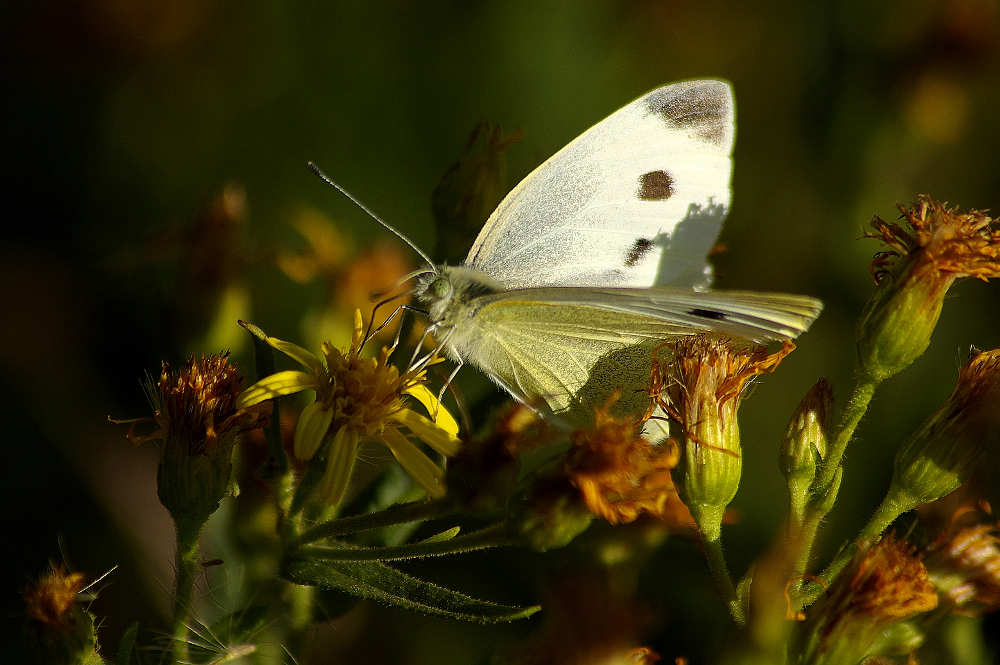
[321,80,823,422]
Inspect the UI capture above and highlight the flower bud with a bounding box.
[856,197,1000,384]
[888,349,1000,509]
[780,378,833,523]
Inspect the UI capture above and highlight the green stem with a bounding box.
[816,377,878,492]
[295,522,516,561]
[799,484,920,607]
[294,496,459,547]
[171,516,207,664]
[692,504,744,625]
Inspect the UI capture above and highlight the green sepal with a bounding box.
[241,320,287,474]
[114,621,139,665]
[282,556,540,623]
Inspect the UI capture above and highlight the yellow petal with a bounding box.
[320,427,359,506]
[267,337,325,376]
[404,384,460,437]
[395,408,462,457]
[237,370,321,409]
[380,429,446,499]
[350,309,365,351]
[293,401,333,460]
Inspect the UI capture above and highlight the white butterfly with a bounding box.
[327,80,823,422]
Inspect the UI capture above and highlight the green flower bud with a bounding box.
[888,348,1000,509]
[780,378,833,523]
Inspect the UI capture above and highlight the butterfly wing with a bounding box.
[463,80,735,290]
[453,287,822,414]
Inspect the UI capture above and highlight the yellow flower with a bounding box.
[237,310,461,506]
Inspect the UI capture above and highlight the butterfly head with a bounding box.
[415,265,504,327]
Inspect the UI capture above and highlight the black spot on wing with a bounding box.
[688,308,726,321]
[646,81,731,147]
[637,170,675,201]
[624,237,654,267]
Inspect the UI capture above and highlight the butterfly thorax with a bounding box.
[415,266,506,360]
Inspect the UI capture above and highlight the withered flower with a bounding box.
[799,535,938,665]
[923,506,1000,616]
[24,567,99,665]
[888,348,1000,510]
[564,394,688,528]
[125,353,268,521]
[857,196,1000,383]
[652,336,792,534]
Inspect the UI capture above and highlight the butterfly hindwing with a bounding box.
[463,80,735,291]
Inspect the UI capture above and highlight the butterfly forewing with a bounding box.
[463,80,735,291]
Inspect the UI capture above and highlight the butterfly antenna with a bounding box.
[307,162,435,267]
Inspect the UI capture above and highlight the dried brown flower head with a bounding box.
[565,394,686,527]
[801,535,938,665]
[924,506,1000,616]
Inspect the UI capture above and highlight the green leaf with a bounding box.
[241,320,287,474]
[282,556,539,623]
[114,621,139,665]
[421,526,461,543]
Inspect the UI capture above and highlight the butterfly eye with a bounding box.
[430,277,453,299]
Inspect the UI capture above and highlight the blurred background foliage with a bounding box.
[3,0,998,662]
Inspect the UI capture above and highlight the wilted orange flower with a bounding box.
[866,196,1000,284]
[889,348,1000,508]
[24,568,86,627]
[924,506,1000,616]
[857,196,1000,383]
[565,394,686,527]
[120,353,269,520]
[24,567,99,665]
[651,337,792,517]
[801,535,937,664]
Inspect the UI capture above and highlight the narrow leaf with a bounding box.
[282,557,539,623]
[114,621,139,665]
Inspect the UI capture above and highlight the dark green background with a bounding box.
[4,1,998,662]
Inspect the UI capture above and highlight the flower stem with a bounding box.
[800,484,922,606]
[816,377,878,493]
[171,515,207,664]
[691,504,745,625]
